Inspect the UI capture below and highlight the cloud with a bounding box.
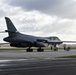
[16,11,76,37]
[4,0,76,19]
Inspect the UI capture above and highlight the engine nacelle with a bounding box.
[33,42,45,47]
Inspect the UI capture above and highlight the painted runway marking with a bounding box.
[0,58,37,63]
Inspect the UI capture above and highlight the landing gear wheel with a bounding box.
[64,47,71,51]
[37,48,44,52]
[26,48,33,52]
[53,44,58,51]
[67,47,71,51]
[54,47,58,51]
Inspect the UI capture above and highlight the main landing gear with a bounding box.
[26,47,44,52]
[37,47,44,52]
[26,47,33,52]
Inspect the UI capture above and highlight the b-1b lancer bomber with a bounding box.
[3,17,76,52]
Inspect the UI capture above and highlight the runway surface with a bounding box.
[1,58,76,75]
[0,49,76,59]
[0,49,76,75]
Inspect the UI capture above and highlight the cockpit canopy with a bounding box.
[47,36,61,41]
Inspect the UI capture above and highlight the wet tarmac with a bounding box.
[0,49,76,75]
[0,58,76,75]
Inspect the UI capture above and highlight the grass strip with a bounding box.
[59,55,76,58]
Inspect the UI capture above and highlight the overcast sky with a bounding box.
[0,0,76,42]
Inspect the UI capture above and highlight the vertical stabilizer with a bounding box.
[5,17,17,36]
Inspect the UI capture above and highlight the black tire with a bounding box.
[54,47,58,51]
[37,49,44,52]
[41,49,44,52]
[67,47,70,51]
[26,49,33,52]
[30,49,33,52]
